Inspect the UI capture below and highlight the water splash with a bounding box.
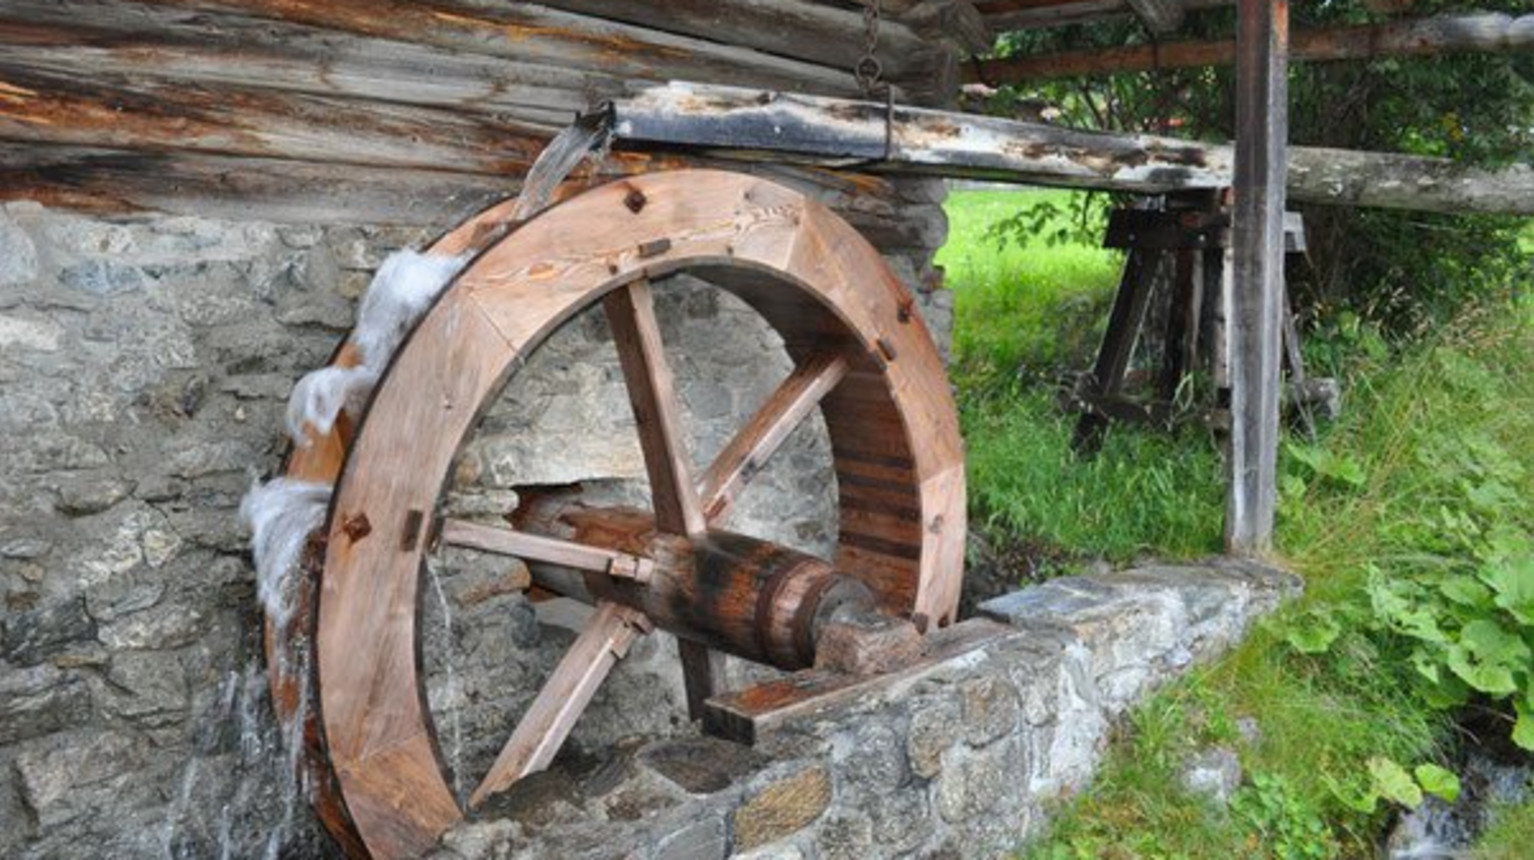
[238,477,330,635]
[426,559,466,806]
[508,111,612,223]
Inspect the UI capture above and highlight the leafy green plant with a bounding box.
[1230,773,1335,860]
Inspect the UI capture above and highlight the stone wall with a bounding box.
[0,174,951,859]
[432,560,1299,859]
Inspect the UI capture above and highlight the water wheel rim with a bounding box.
[274,169,964,858]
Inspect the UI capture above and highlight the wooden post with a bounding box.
[1226,0,1289,556]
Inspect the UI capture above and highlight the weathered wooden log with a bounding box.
[974,0,1227,32]
[610,83,1534,215]
[0,0,612,128]
[528,0,947,94]
[0,66,550,174]
[971,12,1534,81]
[125,0,866,96]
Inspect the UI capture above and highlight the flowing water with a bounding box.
[508,111,612,222]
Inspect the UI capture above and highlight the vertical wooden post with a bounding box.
[1226,0,1290,555]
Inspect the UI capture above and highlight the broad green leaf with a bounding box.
[1446,643,1519,696]
[1368,757,1423,809]
[1511,701,1534,753]
[1481,556,1534,624]
[1438,577,1494,609]
[1284,611,1341,654]
[1460,619,1532,665]
[1414,764,1461,803]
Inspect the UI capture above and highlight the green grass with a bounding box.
[940,189,1223,569]
[1473,798,1534,860]
[941,188,1534,859]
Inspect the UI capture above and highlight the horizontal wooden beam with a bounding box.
[974,0,1224,32]
[610,83,1534,215]
[971,12,1534,81]
[127,0,863,97]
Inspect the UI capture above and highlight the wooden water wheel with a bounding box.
[269,169,965,858]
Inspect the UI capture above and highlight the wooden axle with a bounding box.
[505,501,878,670]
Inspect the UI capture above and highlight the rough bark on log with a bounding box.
[0,0,616,128]
[971,12,1534,81]
[0,65,556,174]
[528,0,938,87]
[611,83,1534,215]
[974,0,1226,31]
[127,0,867,97]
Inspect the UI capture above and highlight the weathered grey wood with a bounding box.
[529,0,941,91]
[611,83,1534,215]
[0,144,514,226]
[1225,0,1288,556]
[130,0,866,97]
[974,0,1224,32]
[0,0,608,128]
[0,65,551,175]
[1072,248,1158,451]
[970,12,1534,81]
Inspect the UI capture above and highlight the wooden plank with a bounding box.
[703,618,1013,745]
[678,639,728,723]
[611,83,1534,215]
[1225,0,1288,556]
[438,518,653,582]
[603,279,708,539]
[698,351,851,524]
[970,12,1534,81]
[469,601,651,807]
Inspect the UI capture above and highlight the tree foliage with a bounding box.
[983,0,1532,336]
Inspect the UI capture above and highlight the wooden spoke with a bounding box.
[439,518,653,582]
[678,639,728,722]
[602,279,707,538]
[698,351,850,525]
[469,602,652,807]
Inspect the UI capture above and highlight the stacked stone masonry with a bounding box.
[433,560,1298,858]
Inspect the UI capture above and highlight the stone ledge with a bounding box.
[432,558,1299,859]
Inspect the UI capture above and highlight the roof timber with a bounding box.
[972,12,1534,81]
[610,83,1534,215]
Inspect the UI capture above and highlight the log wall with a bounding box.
[0,0,966,225]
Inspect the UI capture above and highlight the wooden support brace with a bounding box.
[1226,0,1289,556]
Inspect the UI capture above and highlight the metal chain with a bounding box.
[854,0,884,97]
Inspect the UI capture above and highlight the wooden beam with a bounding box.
[603,279,708,539]
[1225,0,1288,556]
[975,0,1223,32]
[610,83,1534,215]
[131,0,863,97]
[698,351,851,525]
[438,518,653,582]
[970,12,1534,81]
[470,601,651,806]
